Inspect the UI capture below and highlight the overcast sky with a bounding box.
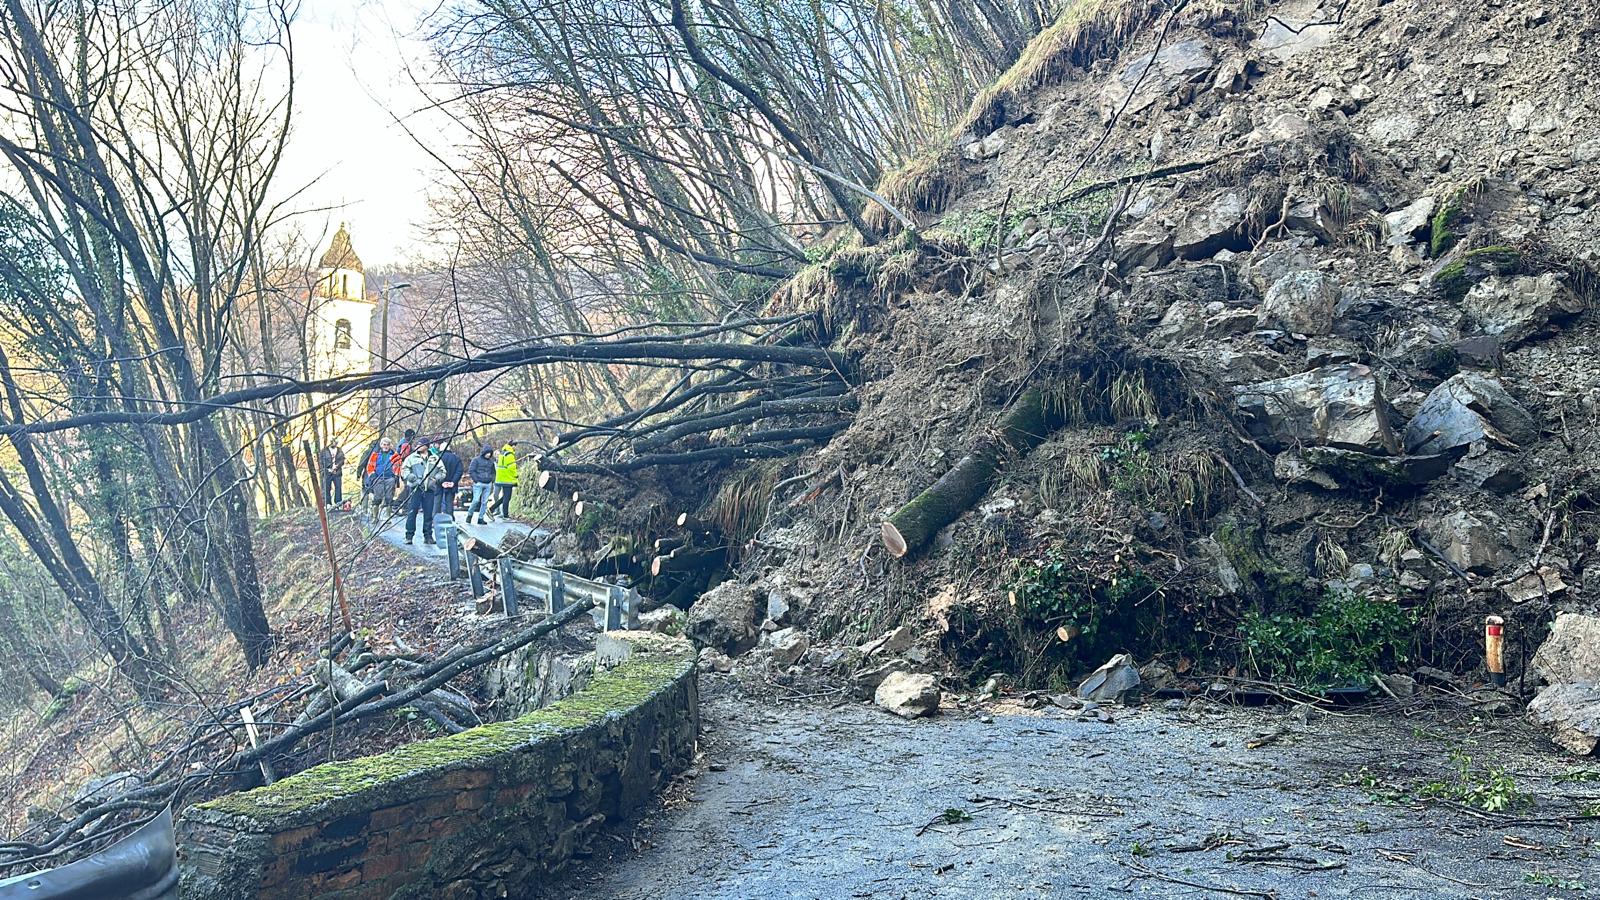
[275,0,458,267]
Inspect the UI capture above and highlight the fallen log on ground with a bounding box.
[881,386,1062,558]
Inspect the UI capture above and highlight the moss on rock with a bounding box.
[1432,246,1520,300]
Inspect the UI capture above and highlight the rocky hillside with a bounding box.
[560,0,1600,717]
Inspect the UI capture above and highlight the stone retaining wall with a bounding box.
[177,632,697,899]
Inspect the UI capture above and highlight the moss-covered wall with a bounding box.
[176,633,698,899]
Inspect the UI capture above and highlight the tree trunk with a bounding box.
[882,387,1059,558]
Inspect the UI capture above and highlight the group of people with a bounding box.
[320,431,521,546]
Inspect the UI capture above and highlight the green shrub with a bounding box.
[1240,589,1413,690]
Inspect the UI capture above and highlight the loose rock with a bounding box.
[1234,364,1399,453]
[1078,654,1143,704]
[874,672,941,719]
[1527,682,1600,755]
[1403,373,1537,456]
[685,581,761,656]
[1531,613,1600,685]
[1259,270,1339,334]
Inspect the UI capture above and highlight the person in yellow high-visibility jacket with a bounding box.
[493,440,519,518]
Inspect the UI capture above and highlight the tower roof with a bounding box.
[319,224,364,273]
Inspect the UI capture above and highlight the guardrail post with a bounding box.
[549,570,566,614]
[625,588,641,629]
[468,556,485,599]
[444,523,461,581]
[501,561,520,617]
[605,585,624,630]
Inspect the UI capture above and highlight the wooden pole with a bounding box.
[239,706,277,784]
[305,440,353,634]
[1485,615,1506,687]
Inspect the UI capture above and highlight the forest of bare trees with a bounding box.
[0,0,1063,784]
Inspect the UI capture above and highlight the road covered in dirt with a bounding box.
[548,683,1598,899]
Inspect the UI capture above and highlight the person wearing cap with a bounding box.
[493,440,519,518]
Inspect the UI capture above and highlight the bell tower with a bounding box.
[309,224,374,380]
[307,225,376,448]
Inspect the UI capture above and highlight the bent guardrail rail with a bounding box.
[442,522,639,629]
[0,807,178,900]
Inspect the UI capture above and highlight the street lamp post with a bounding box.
[376,281,411,438]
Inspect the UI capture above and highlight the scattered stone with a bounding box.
[765,592,793,627]
[961,132,1006,161]
[1462,273,1584,345]
[1163,698,1185,711]
[859,624,915,658]
[1403,373,1537,456]
[1247,113,1318,146]
[1376,673,1417,699]
[762,627,810,669]
[1365,113,1421,146]
[1421,510,1514,574]
[74,771,142,811]
[698,648,735,674]
[1259,270,1340,334]
[1173,191,1247,259]
[1077,654,1143,704]
[1413,666,1458,688]
[1504,566,1568,604]
[1285,446,1452,489]
[1531,613,1600,685]
[1234,364,1399,453]
[1139,661,1177,692]
[1383,197,1436,246]
[639,606,687,635]
[685,581,761,656]
[874,672,941,719]
[852,658,910,696]
[1527,682,1600,755]
[1100,38,1215,119]
[1116,218,1175,270]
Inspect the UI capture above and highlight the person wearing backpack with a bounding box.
[466,446,497,524]
[400,440,446,545]
[493,440,519,518]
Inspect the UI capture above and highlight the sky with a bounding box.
[275,0,460,267]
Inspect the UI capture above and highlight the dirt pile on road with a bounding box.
[574,0,1600,734]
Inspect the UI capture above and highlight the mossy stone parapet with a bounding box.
[177,633,698,899]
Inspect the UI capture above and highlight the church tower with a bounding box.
[309,224,374,380]
[307,225,376,448]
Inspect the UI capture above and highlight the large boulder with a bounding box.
[1532,613,1600,686]
[1173,191,1247,259]
[1099,38,1215,121]
[1528,682,1600,755]
[1078,654,1142,704]
[874,672,940,719]
[1403,373,1537,456]
[1462,273,1584,345]
[1421,510,1515,574]
[1258,271,1339,335]
[685,581,761,656]
[761,627,810,669]
[1234,364,1399,453]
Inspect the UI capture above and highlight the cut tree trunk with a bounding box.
[881,386,1060,558]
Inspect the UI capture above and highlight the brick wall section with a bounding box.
[177,632,697,899]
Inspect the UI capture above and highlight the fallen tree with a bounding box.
[881,386,1062,558]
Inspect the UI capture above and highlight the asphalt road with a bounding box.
[547,684,1598,900]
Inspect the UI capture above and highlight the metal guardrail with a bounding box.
[443,521,639,630]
